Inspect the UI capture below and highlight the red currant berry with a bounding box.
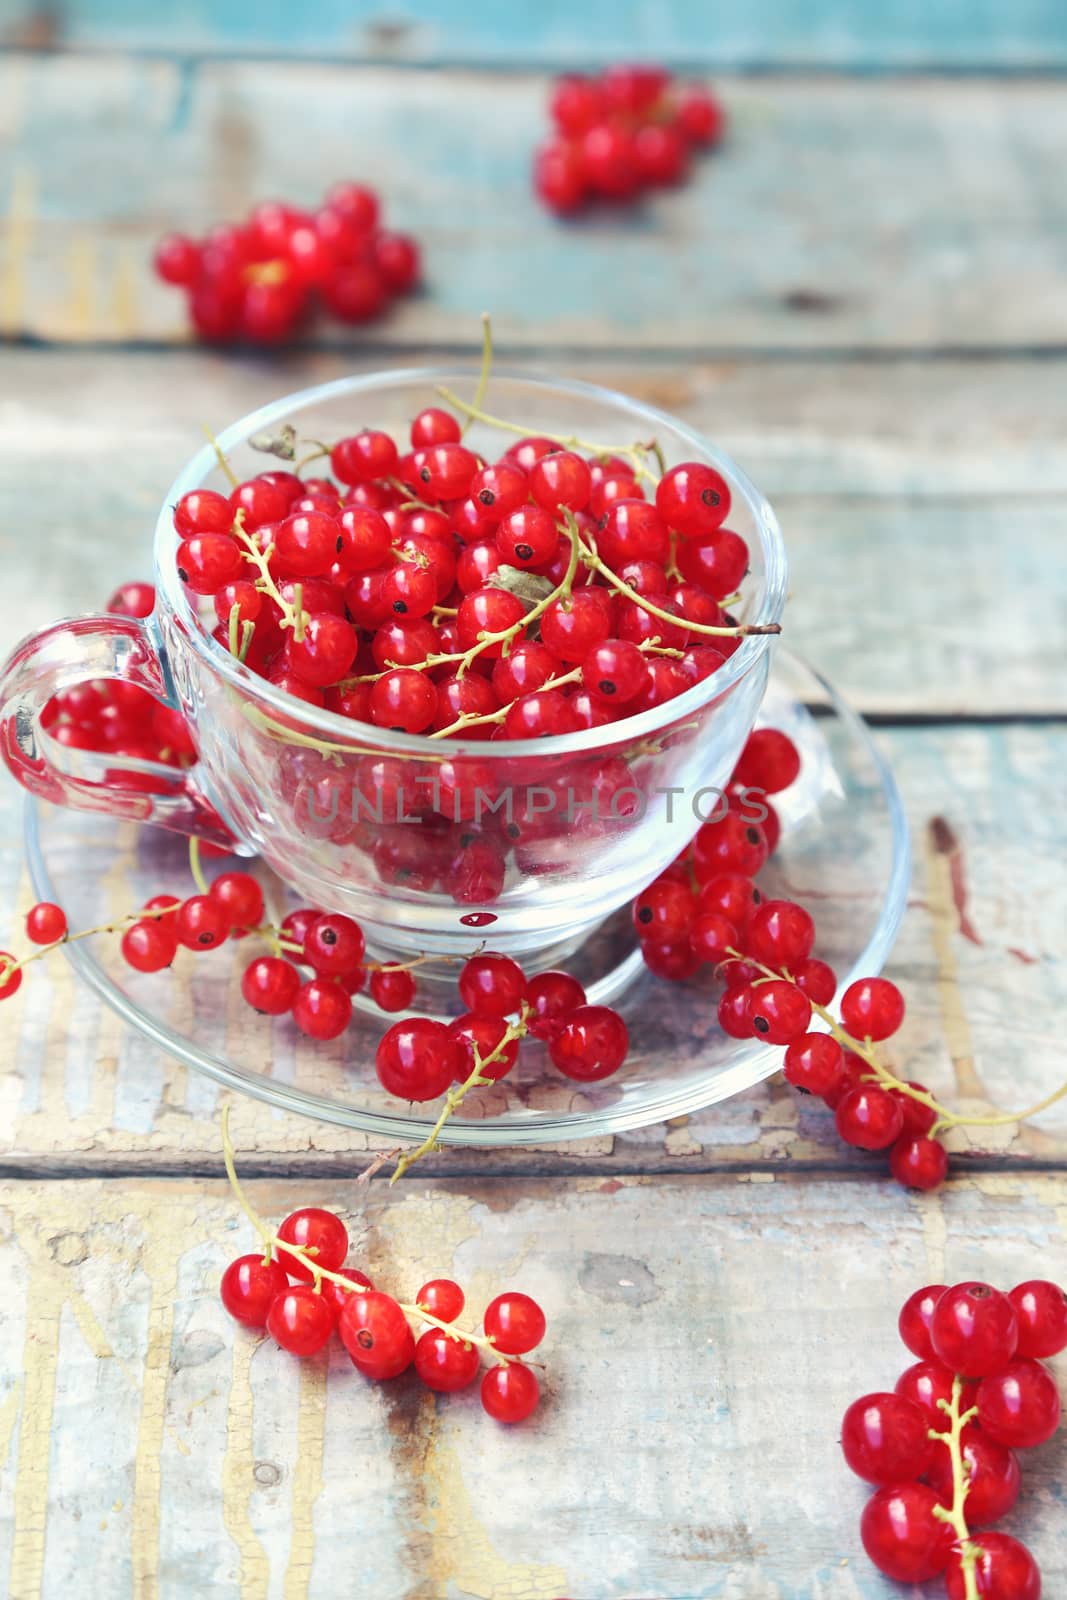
[176,534,243,596]
[534,139,588,212]
[369,967,416,1012]
[303,913,366,976]
[692,813,769,880]
[495,505,559,568]
[944,1533,1041,1600]
[892,1082,938,1139]
[209,871,264,932]
[484,1291,545,1354]
[279,907,319,960]
[274,510,338,578]
[633,878,696,943]
[448,1013,519,1082]
[292,978,352,1040]
[220,1254,291,1328]
[175,488,233,537]
[417,1279,465,1321]
[410,408,461,447]
[743,899,815,970]
[469,461,529,522]
[276,1207,349,1283]
[266,1285,335,1357]
[783,1033,844,1097]
[859,1483,953,1583]
[656,462,731,538]
[376,1018,458,1100]
[529,450,591,513]
[732,728,801,795]
[698,873,761,927]
[330,430,399,487]
[598,500,670,568]
[480,1361,540,1423]
[689,911,737,965]
[641,939,703,980]
[549,74,605,135]
[241,956,301,1015]
[374,232,420,293]
[927,1425,1021,1525]
[548,1005,628,1081]
[635,122,689,186]
[931,1283,1019,1378]
[890,1134,949,1190]
[414,1328,481,1392]
[747,980,812,1045]
[457,588,528,657]
[458,952,527,1018]
[230,475,293,530]
[840,1393,934,1485]
[285,614,358,687]
[502,688,579,739]
[107,580,157,618]
[490,641,558,701]
[677,86,725,146]
[120,919,176,973]
[840,977,905,1042]
[895,1360,975,1425]
[1010,1279,1067,1358]
[319,1266,374,1323]
[582,639,649,704]
[976,1356,1061,1447]
[834,1085,905,1150]
[154,232,202,286]
[336,505,392,573]
[339,1289,415,1379]
[26,902,67,944]
[525,970,586,1041]
[175,895,229,951]
[540,590,612,663]
[718,985,755,1039]
[899,1285,948,1361]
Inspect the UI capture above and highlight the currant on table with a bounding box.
[843,1278,1065,1597]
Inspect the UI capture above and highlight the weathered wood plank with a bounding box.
[2,721,1065,1172]
[5,0,1067,69]
[2,347,1065,716]
[0,1171,1064,1598]
[4,61,1067,350]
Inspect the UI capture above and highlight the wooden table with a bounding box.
[2,10,1067,1596]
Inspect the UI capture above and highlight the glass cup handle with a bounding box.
[0,613,236,846]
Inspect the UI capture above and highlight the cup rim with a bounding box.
[155,366,789,760]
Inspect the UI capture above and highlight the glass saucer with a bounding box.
[24,651,910,1145]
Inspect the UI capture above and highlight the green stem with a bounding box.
[930,1376,981,1600]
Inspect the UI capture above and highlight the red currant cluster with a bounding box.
[176,398,762,739]
[40,581,197,791]
[153,183,420,344]
[535,64,725,213]
[219,1177,545,1421]
[844,1279,1065,1597]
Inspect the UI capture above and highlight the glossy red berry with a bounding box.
[927,1425,1021,1525]
[655,462,731,538]
[835,1085,905,1150]
[898,1285,948,1361]
[457,588,528,657]
[480,1362,540,1423]
[276,1208,349,1283]
[175,894,229,951]
[692,813,769,880]
[890,1134,949,1190]
[331,430,399,486]
[581,639,649,704]
[285,614,358,687]
[266,1286,335,1356]
[417,1279,465,1321]
[209,871,264,932]
[369,967,417,1013]
[731,728,801,795]
[120,919,177,973]
[292,978,352,1040]
[944,1533,1041,1600]
[304,913,366,975]
[895,1361,974,1425]
[747,980,812,1045]
[484,1291,546,1354]
[783,1033,844,1097]
[26,902,68,944]
[447,1013,519,1082]
[154,232,202,286]
[175,488,233,536]
[339,1289,415,1379]
[376,1017,458,1100]
[530,450,591,512]
[744,899,815,969]
[859,1483,953,1583]
[633,878,696,943]
[548,1005,629,1081]
[458,952,527,1018]
[319,1266,375,1323]
[410,408,461,447]
[220,1254,291,1328]
[976,1356,1061,1447]
[525,970,587,1041]
[1010,1279,1067,1358]
[931,1283,1019,1378]
[718,985,754,1039]
[688,911,737,966]
[415,1328,481,1392]
[241,956,301,1015]
[840,977,905,1041]
[176,534,243,595]
[107,580,157,618]
[840,1393,933,1485]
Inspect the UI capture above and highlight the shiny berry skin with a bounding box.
[927,1426,1021,1525]
[530,450,591,512]
[339,1289,415,1379]
[458,953,527,1018]
[376,1017,457,1100]
[699,873,762,928]
[944,1533,1042,1600]
[895,1361,974,1425]
[859,1483,953,1583]
[655,463,731,538]
[541,590,611,663]
[692,813,769,880]
[840,976,905,1041]
[415,1328,481,1392]
[276,1207,349,1283]
[304,913,366,976]
[674,529,748,600]
[230,476,294,530]
[448,1013,519,1082]
[582,639,649,704]
[744,899,815,970]
[468,461,529,522]
[747,981,812,1045]
[327,181,379,228]
[410,407,461,447]
[330,430,398,486]
[976,1356,1061,1447]
[107,580,157,618]
[292,978,352,1040]
[175,488,233,536]
[931,1283,1019,1378]
[380,563,436,620]
[633,878,696,942]
[417,1278,465,1321]
[176,534,243,595]
[840,1393,933,1485]
[274,510,338,578]
[374,232,420,293]
[369,967,417,1012]
[1010,1279,1067,1358]
[175,894,229,951]
[899,1285,948,1361]
[241,956,301,1015]
[732,728,801,795]
[502,689,580,739]
[154,232,202,286]
[635,122,689,186]
[369,667,437,733]
[279,907,318,959]
[496,505,558,568]
[550,74,605,135]
[484,1291,546,1354]
[481,1361,540,1423]
[220,1254,291,1328]
[893,1082,938,1139]
[266,1286,335,1356]
[120,919,176,973]
[457,588,528,657]
[525,970,586,1041]
[677,86,725,146]
[835,1085,905,1149]
[641,939,703,981]
[890,1134,949,1190]
[490,641,557,702]
[336,505,392,573]
[581,121,641,199]
[534,139,587,212]
[598,500,670,568]
[718,985,755,1039]
[209,871,264,932]
[26,902,67,944]
[285,614,358,687]
[548,1005,629,1081]
[783,1032,844,1097]
[411,442,479,501]
[689,911,737,965]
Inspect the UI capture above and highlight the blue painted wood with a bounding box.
[3,0,1067,67]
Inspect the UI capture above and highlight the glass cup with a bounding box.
[0,370,787,974]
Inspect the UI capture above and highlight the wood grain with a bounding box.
[4,0,1067,68]
[4,61,1067,351]
[0,1172,1064,1599]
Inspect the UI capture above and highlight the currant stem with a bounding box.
[0,899,181,983]
[202,424,239,490]
[434,386,660,485]
[580,538,779,639]
[461,312,494,441]
[188,837,208,895]
[229,509,307,637]
[930,1376,981,1600]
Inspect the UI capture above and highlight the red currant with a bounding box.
[276,1208,349,1283]
[898,1285,948,1361]
[376,1018,458,1100]
[834,1085,904,1150]
[175,895,229,951]
[415,1328,481,1392]
[840,977,905,1042]
[26,902,68,944]
[976,1356,1061,1447]
[121,919,176,973]
[480,1362,540,1423]
[747,980,812,1045]
[525,970,586,1040]
[744,899,814,970]
[292,979,352,1040]
[303,913,366,976]
[582,639,650,704]
[209,871,264,932]
[931,1283,1019,1378]
[890,1134,949,1190]
[944,1533,1041,1600]
[927,1425,1021,1525]
[319,1266,374,1323]
[859,1483,953,1583]
[633,878,696,942]
[447,1013,519,1082]
[548,1005,628,1081]
[241,956,301,1014]
[220,1254,291,1328]
[1010,1279,1067,1358]
[895,1361,974,1425]
[840,1393,933,1485]
[655,462,731,538]
[339,1289,415,1379]
[458,953,527,1018]
[266,1285,335,1356]
[484,1291,546,1354]
[783,1033,844,1097]
[417,1278,465,1321]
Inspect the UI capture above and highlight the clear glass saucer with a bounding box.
[24,651,910,1145]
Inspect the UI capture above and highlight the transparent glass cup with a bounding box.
[0,370,787,974]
